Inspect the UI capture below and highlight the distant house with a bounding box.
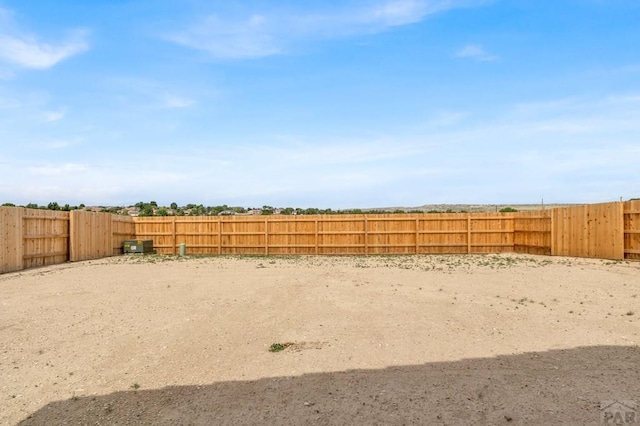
[218,210,236,216]
[247,209,262,215]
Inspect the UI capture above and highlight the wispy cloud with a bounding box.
[165,1,485,59]
[166,14,281,59]
[162,94,196,109]
[0,31,89,69]
[4,93,639,206]
[105,76,198,110]
[455,44,497,61]
[357,0,443,27]
[40,139,81,150]
[43,110,66,122]
[0,7,89,69]
[28,163,88,176]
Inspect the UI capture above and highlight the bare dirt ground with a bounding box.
[1,253,639,425]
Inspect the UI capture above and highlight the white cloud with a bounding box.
[368,0,438,26]
[0,31,89,69]
[167,14,281,59]
[42,139,80,150]
[165,1,484,59]
[28,163,88,176]
[162,94,196,109]
[0,6,89,69]
[43,110,66,122]
[455,44,497,61]
[5,89,638,207]
[105,76,199,110]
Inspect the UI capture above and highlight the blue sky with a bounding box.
[0,0,639,208]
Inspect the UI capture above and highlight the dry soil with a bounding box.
[1,253,639,425]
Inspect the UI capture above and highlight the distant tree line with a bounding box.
[2,201,443,216]
[1,202,86,211]
[14,200,616,216]
[132,202,429,217]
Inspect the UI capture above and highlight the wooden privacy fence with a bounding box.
[134,213,519,256]
[133,201,639,260]
[0,207,135,274]
[1,201,639,274]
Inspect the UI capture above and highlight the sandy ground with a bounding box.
[1,253,639,425]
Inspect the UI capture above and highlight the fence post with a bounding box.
[315,218,319,255]
[69,210,78,262]
[550,208,556,256]
[616,201,625,260]
[172,217,177,255]
[415,218,419,254]
[467,213,472,254]
[218,217,223,255]
[265,218,269,255]
[364,216,369,254]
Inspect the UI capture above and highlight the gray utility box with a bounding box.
[123,240,154,254]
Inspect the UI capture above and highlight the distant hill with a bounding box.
[377,203,575,213]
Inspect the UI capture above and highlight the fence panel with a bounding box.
[175,217,220,255]
[70,210,113,261]
[514,210,552,255]
[1,207,24,273]
[111,215,136,255]
[134,217,175,254]
[469,213,515,254]
[1,207,70,273]
[625,200,640,260]
[552,202,624,260]
[268,218,316,255]
[317,216,366,255]
[221,218,267,255]
[416,214,467,254]
[367,215,415,255]
[22,209,69,269]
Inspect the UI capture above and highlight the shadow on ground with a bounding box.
[20,346,639,425]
